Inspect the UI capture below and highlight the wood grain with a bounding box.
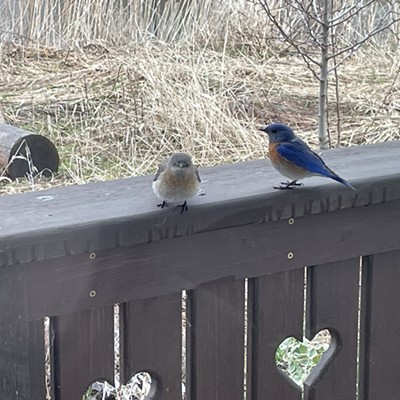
[25,199,400,319]
[250,269,304,400]
[51,306,114,399]
[359,252,400,400]
[304,259,359,400]
[0,265,45,400]
[188,278,245,400]
[1,141,400,266]
[120,293,182,400]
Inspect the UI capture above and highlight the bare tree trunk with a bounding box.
[257,0,400,148]
[318,0,330,149]
[331,29,342,148]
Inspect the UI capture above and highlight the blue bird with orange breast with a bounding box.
[259,123,355,190]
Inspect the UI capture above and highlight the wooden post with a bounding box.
[0,123,59,179]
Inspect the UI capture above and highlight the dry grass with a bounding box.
[0,2,399,196]
[0,0,232,45]
[1,36,400,196]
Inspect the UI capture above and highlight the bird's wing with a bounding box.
[276,142,332,177]
[153,160,168,181]
[194,166,201,183]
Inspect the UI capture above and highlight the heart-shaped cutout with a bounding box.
[83,372,154,400]
[275,329,332,386]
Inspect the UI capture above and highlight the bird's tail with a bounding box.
[330,173,356,191]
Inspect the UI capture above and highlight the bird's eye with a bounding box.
[271,129,277,134]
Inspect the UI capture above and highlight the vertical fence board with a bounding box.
[250,269,303,400]
[189,278,245,400]
[28,318,46,399]
[304,259,359,400]
[120,292,182,400]
[0,265,45,400]
[359,251,400,400]
[52,306,115,400]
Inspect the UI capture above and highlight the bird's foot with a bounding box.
[157,200,168,208]
[274,181,303,190]
[177,201,188,214]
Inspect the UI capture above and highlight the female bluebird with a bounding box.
[259,123,355,190]
[152,153,201,213]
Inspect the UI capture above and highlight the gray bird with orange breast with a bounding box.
[152,153,201,213]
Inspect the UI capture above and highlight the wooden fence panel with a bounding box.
[304,259,360,400]
[120,292,182,400]
[51,306,114,400]
[23,200,400,321]
[359,251,400,400]
[0,265,45,400]
[28,318,46,400]
[250,269,304,400]
[188,278,245,400]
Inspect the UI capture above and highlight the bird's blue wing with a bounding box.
[276,142,332,177]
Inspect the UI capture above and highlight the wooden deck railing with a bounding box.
[1,140,400,400]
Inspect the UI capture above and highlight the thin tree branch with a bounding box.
[330,0,375,26]
[327,49,356,74]
[292,0,323,24]
[362,65,400,138]
[258,0,322,80]
[312,0,323,22]
[328,16,400,60]
[294,6,323,47]
[330,0,352,16]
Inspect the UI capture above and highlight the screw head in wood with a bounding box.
[287,252,294,260]
[89,290,97,298]
[89,252,96,259]
[288,218,295,225]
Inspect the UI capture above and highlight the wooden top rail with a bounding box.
[1,140,400,319]
[1,140,400,258]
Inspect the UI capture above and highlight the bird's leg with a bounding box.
[288,180,303,187]
[274,180,303,190]
[157,200,168,208]
[177,201,188,214]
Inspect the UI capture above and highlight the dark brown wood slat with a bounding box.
[51,306,114,400]
[0,265,45,400]
[359,252,400,400]
[304,259,359,400]
[26,200,400,320]
[28,319,46,400]
[188,278,245,400]
[120,293,182,400]
[2,141,400,267]
[250,269,304,400]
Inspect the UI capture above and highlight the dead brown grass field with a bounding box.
[1,32,400,196]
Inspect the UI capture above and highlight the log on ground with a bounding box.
[0,123,59,179]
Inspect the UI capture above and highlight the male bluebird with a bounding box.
[152,152,201,213]
[259,123,355,190]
